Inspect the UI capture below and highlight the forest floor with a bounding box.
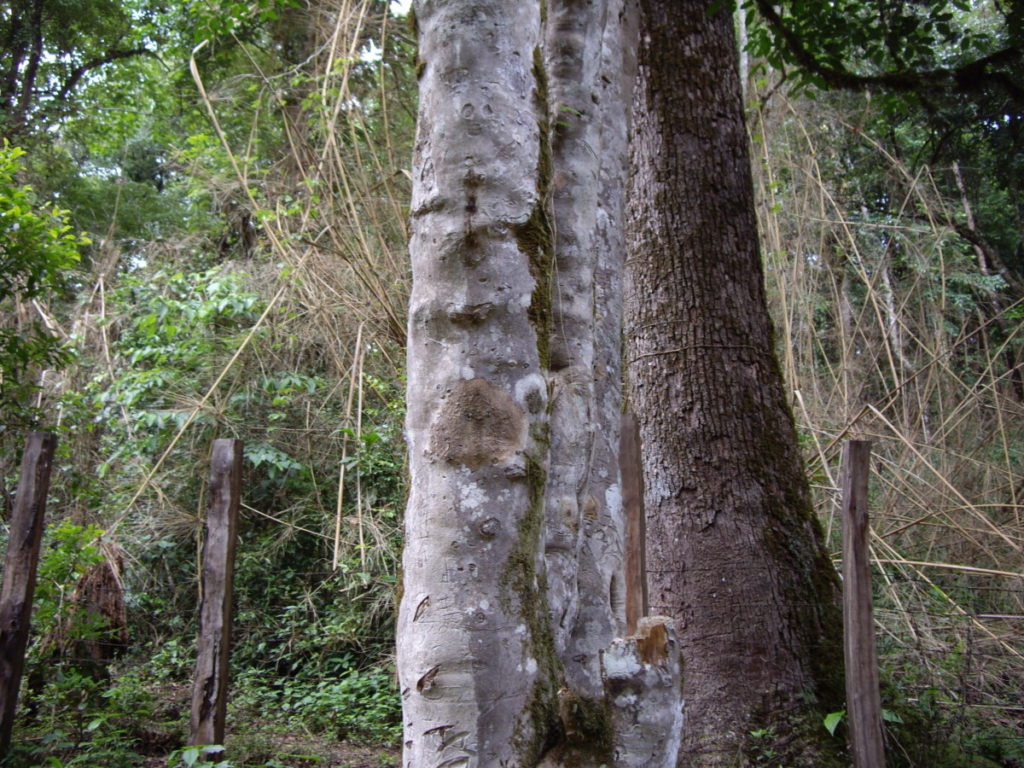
[125,681,401,768]
[139,736,400,768]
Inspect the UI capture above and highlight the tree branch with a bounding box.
[1,2,29,114]
[12,0,45,128]
[56,46,153,102]
[752,0,1024,106]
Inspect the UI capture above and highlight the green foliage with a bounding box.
[92,266,263,453]
[5,665,156,768]
[188,0,301,43]
[748,726,789,767]
[744,0,1015,95]
[29,520,106,646]
[2,0,404,763]
[234,666,401,745]
[821,708,901,739]
[0,142,86,428]
[867,636,1024,767]
[822,710,844,738]
[171,745,231,768]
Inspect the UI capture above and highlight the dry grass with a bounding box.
[88,0,414,575]
[753,87,1024,749]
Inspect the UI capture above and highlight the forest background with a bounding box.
[0,0,1021,766]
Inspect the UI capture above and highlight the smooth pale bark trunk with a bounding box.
[542,0,637,702]
[542,0,609,694]
[567,0,641,708]
[625,2,845,765]
[398,1,679,765]
[397,3,551,763]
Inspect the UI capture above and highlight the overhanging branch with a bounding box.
[56,46,154,101]
[752,0,1024,107]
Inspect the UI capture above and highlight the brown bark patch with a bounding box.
[430,378,527,467]
[635,618,669,666]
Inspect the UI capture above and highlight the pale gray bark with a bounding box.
[557,0,640,702]
[542,0,637,701]
[397,2,550,764]
[603,617,683,768]
[542,0,607,686]
[398,2,679,765]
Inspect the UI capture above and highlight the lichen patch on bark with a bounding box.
[429,377,528,467]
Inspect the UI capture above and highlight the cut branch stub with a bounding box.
[602,617,684,768]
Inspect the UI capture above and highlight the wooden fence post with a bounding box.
[841,440,886,768]
[620,412,648,635]
[189,439,242,753]
[0,432,58,754]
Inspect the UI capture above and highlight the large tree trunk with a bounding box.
[396,3,553,763]
[397,1,680,765]
[625,2,845,765]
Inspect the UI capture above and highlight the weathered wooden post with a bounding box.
[189,439,242,754]
[841,440,886,768]
[0,432,58,754]
[620,413,648,635]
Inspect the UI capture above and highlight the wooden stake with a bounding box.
[841,440,886,768]
[620,413,648,635]
[0,432,58,755]
[190,439,242,752]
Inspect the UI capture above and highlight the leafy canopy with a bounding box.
[0,141,86,428]
[744,0,1023,113]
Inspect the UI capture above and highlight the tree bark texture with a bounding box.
[398,2,677,766]
[603,617,683,768]
[625,2,845,765]
[189,439,242,749]
[398,3,555,763]
[0,432,56,755]
[542,0,637,702]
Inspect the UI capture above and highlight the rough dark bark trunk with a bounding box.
[0,432,57,755]
[625,2,845,765]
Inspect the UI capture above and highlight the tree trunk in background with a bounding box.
[0,432,57,755]
[625,2,845,765]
